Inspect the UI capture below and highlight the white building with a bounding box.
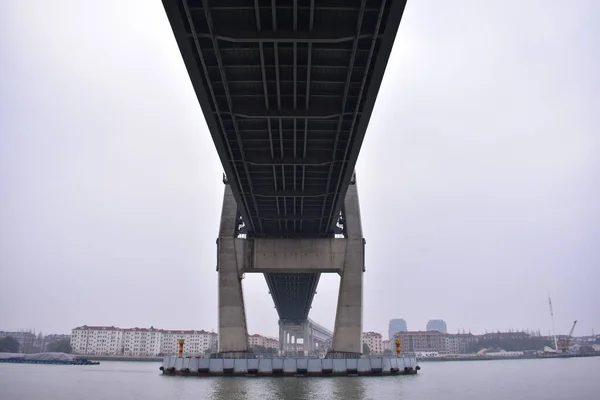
[362,332,384,354]
[248,334,279,349]
[71,326,218,356]
[160,330,217,356]
[122,327,162,356]
[71,326,123,355]
[445,333,477,355]
[446,335,460,355]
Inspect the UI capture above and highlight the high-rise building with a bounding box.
[388,319,408,340]
[426,319,447,333]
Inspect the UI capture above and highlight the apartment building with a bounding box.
[362,332,384,354]
[71,326,217,356]
[248,334,279,349]
[393,330,448,354]
[71,326,123,355]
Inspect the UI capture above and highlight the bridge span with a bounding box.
[162,0,407,356]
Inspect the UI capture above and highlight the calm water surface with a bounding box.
[1,357,598,399]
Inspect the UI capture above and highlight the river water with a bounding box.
[1,357,598,399]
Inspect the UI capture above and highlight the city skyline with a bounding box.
[4,325,596,358]
[1,0,597,338]
[0,317,588,339]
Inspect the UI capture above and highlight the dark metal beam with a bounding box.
[198,0,264,233]
[249,188,326,198]
[243,156,338,166]
[300,0,315,232]
[325,1,388,231]
[226,108,355,119]
[254,0,281,233]
[256,211,323,221]
[196,5,381,12]
[205,64,356,71]
[293,0,298,231]
[191,30,378,43]
[318,0,367,233]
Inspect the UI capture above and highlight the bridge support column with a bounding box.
[278,320,284,356]
[330,182,365,356]
[216,185,250,355]
[303,321,310,355]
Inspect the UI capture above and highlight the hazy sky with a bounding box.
[1,0,597,338]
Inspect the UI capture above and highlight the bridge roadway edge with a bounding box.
[161,0,254,229]
[325,0,408,233]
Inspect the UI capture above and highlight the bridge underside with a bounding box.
[265,273,319,321]
[162,0,406,237]
[162,0,407,353]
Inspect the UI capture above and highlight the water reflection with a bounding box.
[1,359,599,400]
[332,376,367,400]
[207,376,368,400]
[209,378,251,400]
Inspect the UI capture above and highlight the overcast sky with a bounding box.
[1,0,597,339]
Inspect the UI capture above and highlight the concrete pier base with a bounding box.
[160,356,419,377]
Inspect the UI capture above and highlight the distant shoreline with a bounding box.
[81,355,162,362]
[75,353,600,363]
[419,353,600,362]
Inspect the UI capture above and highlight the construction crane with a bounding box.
[557,320,577,353]
[568,320,578,338]
[548,297,559,351]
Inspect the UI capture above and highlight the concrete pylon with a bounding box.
[215,179,364,357]
[304,321,311,355]
[330,181,365,355]
[216,184,249,353]
[278,320,284,356]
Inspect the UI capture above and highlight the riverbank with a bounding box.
[83,355,162,362]
[419,353,600,362]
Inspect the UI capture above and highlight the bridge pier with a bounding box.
[216,181,364,356]
[329,182,365,356]
[216,185,251,355]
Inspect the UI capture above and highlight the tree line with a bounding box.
[0,336,72,354]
